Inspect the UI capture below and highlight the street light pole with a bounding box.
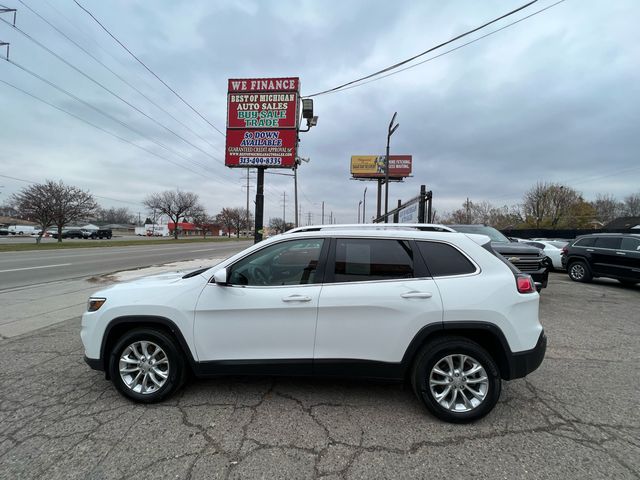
[363,186,368,223]
[384,112,399,223]
[358,200,362,223]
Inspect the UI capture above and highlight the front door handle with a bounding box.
[401,292,433,299]
[586,249,594,252]
[282,295,312,302]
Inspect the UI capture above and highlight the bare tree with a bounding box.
[592,194,622,224]
[622,193,640,216]
[522,182,581,228]
[230,207,251,238]
[96,207,134,225]
[269,217,288,234]
[215,208,236,238]
[0,202,18,218]
[144,190,200,240]
[12,180,98,243]
[189,205,214,238]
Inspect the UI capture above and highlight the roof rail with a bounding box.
[285,223,455,234]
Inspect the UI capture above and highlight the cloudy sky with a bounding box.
[1,0,638,225]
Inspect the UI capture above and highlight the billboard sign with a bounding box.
[225,129,297,168]
[350,155,412,179]
[226,77,299,168]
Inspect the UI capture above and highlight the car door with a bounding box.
[193,238,327,372]
[619,237,640,280]
[314,237,443,372]
[592,236,623,277]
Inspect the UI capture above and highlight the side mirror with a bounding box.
[213,268,228,285]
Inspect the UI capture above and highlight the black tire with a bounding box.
[568,260,592,283]
[411,337,501,423]
[109,328,186,403]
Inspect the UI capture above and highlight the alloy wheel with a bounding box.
[570,263,585,280]
[429,354,489,413]
[119,341,170,394]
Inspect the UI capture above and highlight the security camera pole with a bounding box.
[384,112,399,223]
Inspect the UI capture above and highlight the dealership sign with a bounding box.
[226,77,299,168]
[350,155,413,179]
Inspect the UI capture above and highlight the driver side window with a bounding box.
[228,238,325,286]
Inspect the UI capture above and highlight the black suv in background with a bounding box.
[562,233,640,286]
[450,225,550,290]
[89,228,113,239]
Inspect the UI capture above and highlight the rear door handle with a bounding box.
[282,295,312,302]
[401,292,433,299]
[586,249,594,252]
[616,251,626,256]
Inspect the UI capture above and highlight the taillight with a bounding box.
[516,274,536,294]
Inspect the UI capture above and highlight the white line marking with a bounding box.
[0,263,72,273]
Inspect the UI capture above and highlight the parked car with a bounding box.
[561,233,640,285]
[524,240,567,270]
[448,225,550,290]
[8,225,38,235]
[51,228,89,239]
[0,226,8,236]
[82,225,546,423]
[89,228,113,239]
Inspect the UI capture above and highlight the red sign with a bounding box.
[228,78,299,93]
[226,77,299,168]
[225,129,297,168]
[227,92,298,129]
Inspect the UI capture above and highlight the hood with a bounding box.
[491,242,542,255]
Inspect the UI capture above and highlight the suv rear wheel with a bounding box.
[109,328,185,403]
[568,260,592,283]
[412,337,501,423]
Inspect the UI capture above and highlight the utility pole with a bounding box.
[254,168,265,243]
[282,191,287,228]
[363,186,368,223]
[293,161,298,227]
[384,112,400,223]
[307,212,312,226]
[321,201,325,225]
[246,169,250,235]
[466,197,471,223]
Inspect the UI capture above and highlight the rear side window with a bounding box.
[574,237,596,247]
[594,237,622,249]
[621,237,640,251]
[334,238,413,282]
[417,241,476,277]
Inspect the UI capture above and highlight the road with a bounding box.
[0,241,251,291]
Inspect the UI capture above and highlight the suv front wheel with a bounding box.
[412,337,501,423]
[568,260,592,283]
[109,328,186,403]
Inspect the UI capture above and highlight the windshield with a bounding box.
[451,225,510,243]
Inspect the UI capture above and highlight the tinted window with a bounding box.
[594,237,622,249]
[417,241,476,277]
[574,237,596,247]
[228,239,324,286]
[334,238,413,282]
[621,237,640,252]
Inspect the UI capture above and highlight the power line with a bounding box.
[17,0,224,154]
[3,58,219,177]
[73,0,226,137]
[304,0,539,97]
[0,77,232,188]
[0,173,145,207]
[0,17,224,165]
[324,0,568,96]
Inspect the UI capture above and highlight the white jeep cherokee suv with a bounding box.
[82,226,546,423]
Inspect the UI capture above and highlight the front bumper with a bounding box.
[84,355,104,371]
[504,330,546,380]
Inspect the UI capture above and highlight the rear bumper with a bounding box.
[505,330,546,380]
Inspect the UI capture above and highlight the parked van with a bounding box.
[8,225,38,235]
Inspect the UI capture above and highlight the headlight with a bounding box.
[87,298,106,312]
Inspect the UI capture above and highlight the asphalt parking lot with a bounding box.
[0,273,638,479]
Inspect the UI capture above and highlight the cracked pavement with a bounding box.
[0,273,638,479]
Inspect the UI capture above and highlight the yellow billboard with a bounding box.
[350,155,412,178]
